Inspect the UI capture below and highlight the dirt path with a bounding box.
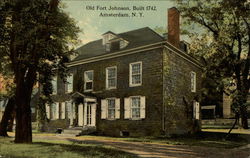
[33,135,250,158]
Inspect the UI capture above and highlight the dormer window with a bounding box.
[102,32,116,45]
[102,31,129,51]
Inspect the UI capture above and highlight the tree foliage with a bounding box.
[176,0,250,128]
[0,0,80,143]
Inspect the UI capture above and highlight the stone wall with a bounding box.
[163,46,203,135]
[68,48,164,136]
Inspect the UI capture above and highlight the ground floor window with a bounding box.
[124,96,146,120]
[131,97,141,119]
[107,99,116,119]
[101,98,120,119]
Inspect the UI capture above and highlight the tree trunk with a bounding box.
[14,69,35,143]
[14,88,33,143]
[0,97,15,137]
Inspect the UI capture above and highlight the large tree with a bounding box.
[0,0,80,143]
[176,0,250,128]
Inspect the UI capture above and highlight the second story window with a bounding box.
[65,74,73,93]
[52,76,57,94]
[191,71,196,92]
[106,66,117,89]
[84,70,94,92]
[129,62,142,87]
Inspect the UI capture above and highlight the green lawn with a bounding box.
[78,131,249,149]
[0,137,138,158]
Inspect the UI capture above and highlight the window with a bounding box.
[129,62,142,87]
[131,97,141,119]
[191,71,196,92]
[107,99,116,119]
[84,70,94,91]
[52,76,57,94]
[65,74,73,93]
[106,66,117,89]
[101,98,120,119]
[124,96,146,120]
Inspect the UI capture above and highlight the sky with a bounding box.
[62,0,176,45]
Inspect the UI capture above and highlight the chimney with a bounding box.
[168,7,180,48]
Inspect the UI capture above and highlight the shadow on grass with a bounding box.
[155,131,250,148]
[32,141,138,158]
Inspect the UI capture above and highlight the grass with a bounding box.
[0,137,138,158]
[77,131,249,149]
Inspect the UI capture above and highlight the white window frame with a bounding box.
[129,61,142,87]
[84,70,94,92]
[191,71,196,92]
[65,73,73,93]
[106,66,117,90]
[107,98,116,120]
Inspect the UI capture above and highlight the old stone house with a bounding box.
[46,8,203,136]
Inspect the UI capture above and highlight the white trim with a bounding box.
[106,66,117,90]
[84,70,94,92]
[129,61,142,87]
[85,98,97,103]
[191,71,197,93]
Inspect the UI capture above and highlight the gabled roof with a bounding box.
[72,27,164,62]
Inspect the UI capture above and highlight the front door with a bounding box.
[84,103,96,126]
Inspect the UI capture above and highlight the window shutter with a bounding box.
[45,104,50,119]
[140,96,146,119]
[91,103,96,126]
[61,102,66,119]
[82,103,86,126]
[55,102,59,119]
[101,99,107,119]
[195,102,200,120]
[124,98,131,119]
[115,98,120,119]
